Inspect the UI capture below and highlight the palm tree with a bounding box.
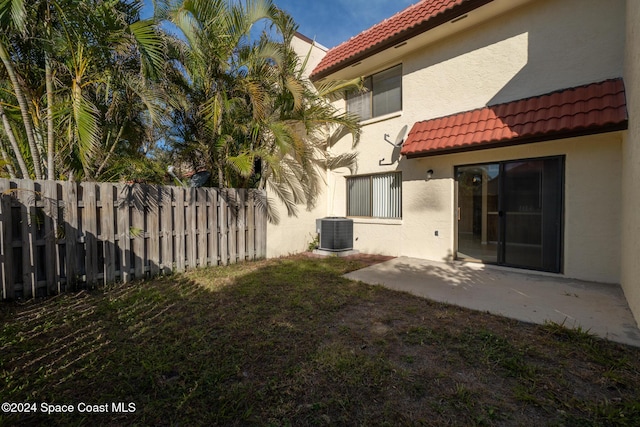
[0,0,43,178]
[0,0,166,181]
[164,0,361,222]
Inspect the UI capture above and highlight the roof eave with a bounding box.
[310,0,493,81]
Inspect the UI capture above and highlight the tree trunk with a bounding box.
[0,102,29,178]
[0,41,43,179]
[0,137,16,178]
[96,124,125,177]
[45,1,55,180]
[45,53,55,179]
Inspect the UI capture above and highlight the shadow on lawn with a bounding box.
[0,257,380,426]
[2,256,640,426]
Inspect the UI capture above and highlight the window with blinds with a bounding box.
[347,172,402,219]
[346,64,402,121]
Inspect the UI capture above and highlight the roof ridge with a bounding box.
[311,0,483,80]
[330,1,426,52]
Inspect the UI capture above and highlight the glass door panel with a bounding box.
[503,160,544,269]
[456,164,500,263]
[456,157,563,273]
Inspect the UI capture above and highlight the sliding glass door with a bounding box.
[456,157,563,272]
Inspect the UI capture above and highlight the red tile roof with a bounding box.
[310,0,491,80]
[400,79,628,158]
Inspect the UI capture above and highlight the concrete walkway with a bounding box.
[344,257,640,347]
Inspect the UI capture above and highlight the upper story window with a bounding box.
[346,64,402,121]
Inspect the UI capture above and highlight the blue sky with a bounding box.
[141,1,416,48]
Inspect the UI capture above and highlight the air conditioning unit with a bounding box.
[316,217,354,251]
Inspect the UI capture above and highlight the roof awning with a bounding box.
[401,78,628,158]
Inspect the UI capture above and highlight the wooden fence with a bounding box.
[0,179,267,300]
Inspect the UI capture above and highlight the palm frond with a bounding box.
[129,19,165,80]
[0,0,26,33]
[324,152,359,174]
[226,151,254,178]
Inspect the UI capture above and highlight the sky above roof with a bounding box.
[141,0,417,48]
[273,0,416,48]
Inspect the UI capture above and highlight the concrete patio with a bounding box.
[344,257,640,347]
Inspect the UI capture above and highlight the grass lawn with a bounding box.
[1,254,640,426]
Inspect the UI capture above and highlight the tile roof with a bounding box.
[401,79,628,158]
[310,0,490,80]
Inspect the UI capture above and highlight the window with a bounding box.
[347,64,402,121]
[347,172,402,218]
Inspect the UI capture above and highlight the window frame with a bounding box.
[346,171,402,219]
[346,64,403,121]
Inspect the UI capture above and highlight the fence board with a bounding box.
[247,190,255,260]
[227,189,237,264]
[174,187,185,272]
[64,181,79,289]
[160,186,173,274]
[100,183,116,284]
[0,180,266,300]
[42,180,59,294]
[16,179,36,298]
[131,185,145,279]
[208,190,218,266]
[219,190,228,265]
[82,182,98,287]
[186,188,197,269]
[117,184,132,283]
[147,185,160,277]
[257,193,267,258]
[237,190,246,262]
[0,179,14,299]
[196,188,207,267]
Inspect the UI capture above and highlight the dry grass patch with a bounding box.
[1,254,639,426]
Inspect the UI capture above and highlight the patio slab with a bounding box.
[344,256,640,347]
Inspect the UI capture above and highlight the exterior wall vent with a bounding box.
[316,217,354,251]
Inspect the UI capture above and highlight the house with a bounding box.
[268,0,640,326]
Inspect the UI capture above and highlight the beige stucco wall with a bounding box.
[331,134,622,283]
[266,192,327,258]
[290,33,327,77]
[269,0,629,286]
[322,0,625,283]
[339,0,625,132]
[622,0,640,324]
[266,34,329,258]
[403,0,624,120]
